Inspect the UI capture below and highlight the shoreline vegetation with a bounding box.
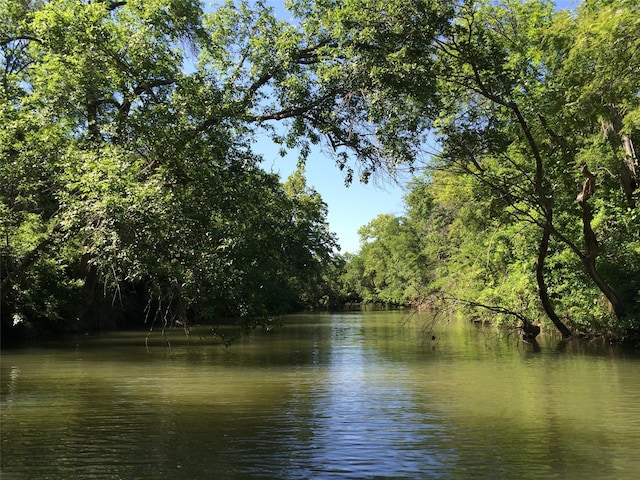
[2,0,639,346]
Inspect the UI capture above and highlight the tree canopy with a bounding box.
[2,0,638,343]
[341,0,639,340]
[0,0,349,339]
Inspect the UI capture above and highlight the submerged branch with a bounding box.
[446,295,530,324]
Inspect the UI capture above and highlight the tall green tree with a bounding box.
[0,0,348,336]
[321,0,638,337]
[426,0,639,332]
[3,0,638,341]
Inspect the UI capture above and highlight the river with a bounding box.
[2,310,640,479]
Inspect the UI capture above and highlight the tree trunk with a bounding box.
[602,110,638,208]
[535,226,572,338]
[76,252,100,329]
[579,200,626,319]
[504,103,573,337]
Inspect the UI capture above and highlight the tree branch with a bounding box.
[0,35,43,47]
[442,293,530,324]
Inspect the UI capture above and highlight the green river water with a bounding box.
[2,310,640,479]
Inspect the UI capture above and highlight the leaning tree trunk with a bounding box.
[506,102,573,337]
[0,242,48,301]
[76,252,102,330]
[578,197,626,320]
[535,225,573,338]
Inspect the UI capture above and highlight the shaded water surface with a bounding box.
[2,311,640,479]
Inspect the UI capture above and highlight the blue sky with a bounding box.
[261,141,409,254]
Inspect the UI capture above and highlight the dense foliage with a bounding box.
[1,0,350,340]
[2,0,638,343]
[342,0,640,340]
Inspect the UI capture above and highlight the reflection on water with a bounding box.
[2,311,640,479]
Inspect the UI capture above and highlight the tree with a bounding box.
[351,214,426,305]
[3,0,638,341]
[0,0,347,337]
[316,0,638,337]
[359,0,638,335]
[282,167,340,309]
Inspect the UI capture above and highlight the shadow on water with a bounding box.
[2,311,640,479]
